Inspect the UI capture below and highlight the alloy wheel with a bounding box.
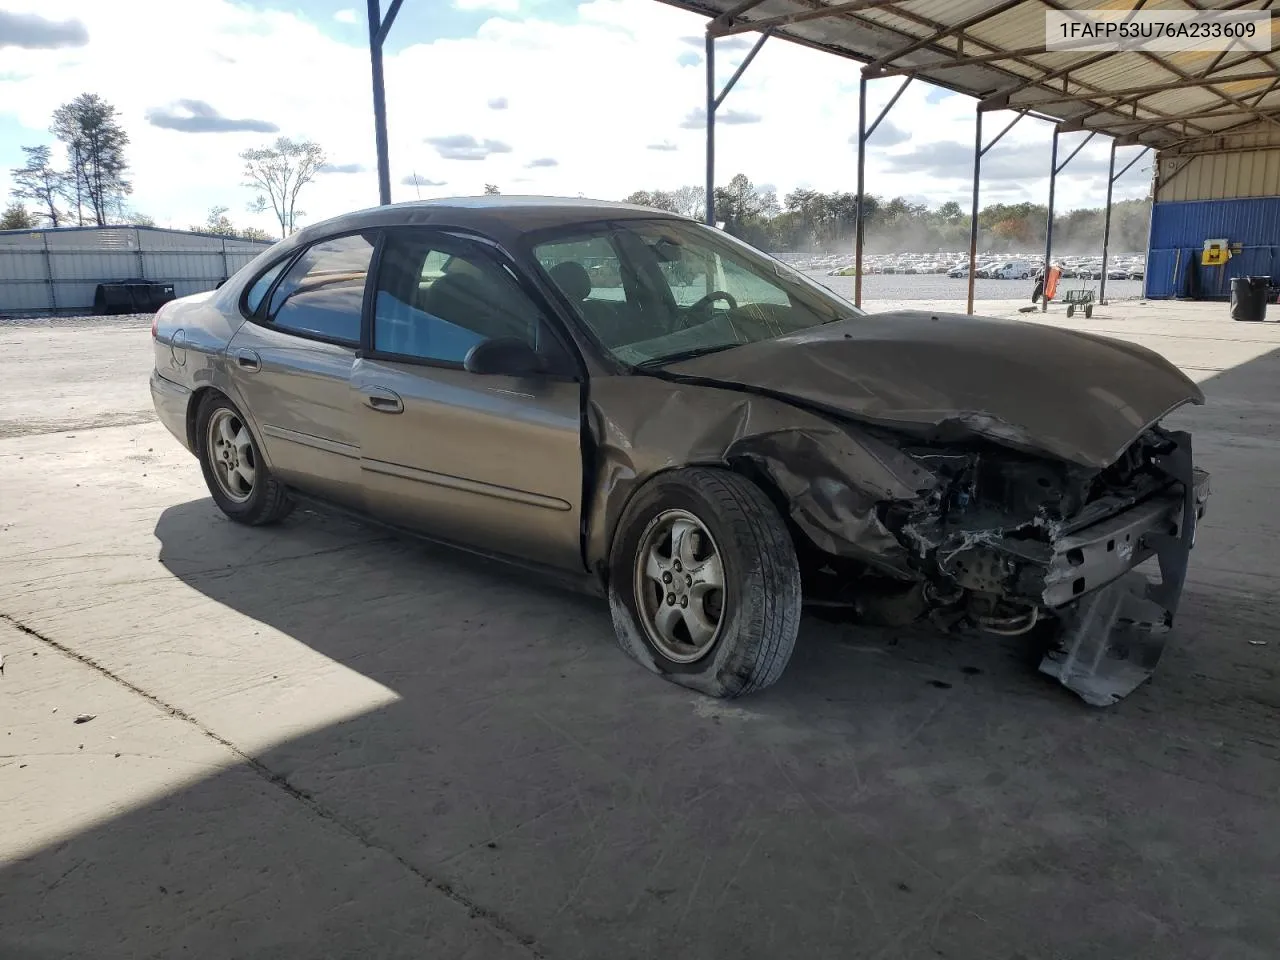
[633,509,726,663]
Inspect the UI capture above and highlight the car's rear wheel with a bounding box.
[607,468,802,698]
[195,392,293,525]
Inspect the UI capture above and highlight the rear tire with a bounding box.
[1066,304,1075,318]
[195,391,293,526]
[607,468,802,698]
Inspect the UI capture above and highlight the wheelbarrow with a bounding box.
[1062,286,1094,319]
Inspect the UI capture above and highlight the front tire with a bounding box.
[195,392,293,525]
[607,468,802,698]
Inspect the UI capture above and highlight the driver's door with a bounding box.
[353,228,585,571]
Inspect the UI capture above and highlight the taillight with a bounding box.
[151,313,158,338]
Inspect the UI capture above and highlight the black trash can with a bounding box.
[1230,275,1269,322]
[92,281,176,315]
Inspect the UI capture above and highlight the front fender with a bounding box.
[583,375,937,582]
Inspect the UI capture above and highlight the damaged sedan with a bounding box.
[150,197,1209,705]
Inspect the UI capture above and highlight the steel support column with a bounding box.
[966,109,1026,314]
[705,33,716,224]
[853,74,910,308]
[367,0,405,205]
[966,108,981,315]
[1100,145,1151,304]
[703,29,770,226]
[1042,126,1060,313]
[854,75,867,307]
[1099,141,1118,305]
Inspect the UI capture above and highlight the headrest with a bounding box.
[549,261,591,302]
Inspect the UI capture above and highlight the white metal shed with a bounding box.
[0,226,272,316]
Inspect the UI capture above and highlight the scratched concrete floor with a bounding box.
[2,300,1280,959]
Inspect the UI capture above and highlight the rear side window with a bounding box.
[265,233,375,343]
[244,259,289,315]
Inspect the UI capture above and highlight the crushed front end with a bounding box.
[886,427,1210,705]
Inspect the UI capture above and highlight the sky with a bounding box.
[0,0,1155,235]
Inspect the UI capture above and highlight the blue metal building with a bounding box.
[1146,122,1280,299]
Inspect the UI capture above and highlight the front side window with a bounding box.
[533,219,861,367]
[535,236,626,304]
[373,230,547,364]
[265,233,375,343]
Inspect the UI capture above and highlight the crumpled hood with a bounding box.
[665,310,1204,468]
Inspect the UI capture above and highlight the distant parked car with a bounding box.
[149,196,1210,705]
[988,261,1033,280]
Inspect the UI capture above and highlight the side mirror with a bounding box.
[464,337,543,377]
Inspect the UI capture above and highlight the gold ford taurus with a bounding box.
[151,197,1209,705]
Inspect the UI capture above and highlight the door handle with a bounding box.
[364,387,404,414]
[235,348,261,372]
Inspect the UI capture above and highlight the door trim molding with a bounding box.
[361,457,572,511]
[262,424,359,459]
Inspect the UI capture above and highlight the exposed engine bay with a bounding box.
[807,425,1209,705]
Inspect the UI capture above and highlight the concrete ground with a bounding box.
[2,299,1279,959]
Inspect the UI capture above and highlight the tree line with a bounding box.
[5,99,1148,256]
[626,173,1151,255]
[4,93,327,241]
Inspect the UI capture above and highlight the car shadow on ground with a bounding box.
[4,343,1280,960]
[5,475,1280,960]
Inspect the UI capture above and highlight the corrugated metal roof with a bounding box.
[657,0,1280,149]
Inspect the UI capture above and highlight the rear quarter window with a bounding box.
[244,258,290,316]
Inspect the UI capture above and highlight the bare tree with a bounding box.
[241,137,326,238]
[10,146,66,226]
[484,183,500,195]
[51,94,132,226]
[671,185,705,219]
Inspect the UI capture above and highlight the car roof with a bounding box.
[290,195,688,250]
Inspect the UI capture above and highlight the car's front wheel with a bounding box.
[195,391,293,525]
[607,468,802,698]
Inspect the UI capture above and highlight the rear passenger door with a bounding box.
[352,228,585,571]
[227,231,375,507]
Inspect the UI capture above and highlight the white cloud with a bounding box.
[0,0,1114,233]
[455,0,520,11]
[333,9,359,25]
[0,10,88,48]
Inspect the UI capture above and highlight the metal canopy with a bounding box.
[657,0,1280,148]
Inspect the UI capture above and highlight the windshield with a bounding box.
[531,218,864,367]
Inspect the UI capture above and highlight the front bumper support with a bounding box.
[1039,431,1208,705]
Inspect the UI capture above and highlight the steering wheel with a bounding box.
[687,291,738,314]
